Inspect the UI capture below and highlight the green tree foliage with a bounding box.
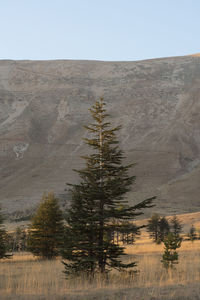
[158,217,170,242]
[188,225,197,242]
[161,232,182,269]
[28,192,64,259]
[0,206,8,259]
[147,214,170,244]
[170,215,182,239]
[147,214,161,243]
[62,98,155,277]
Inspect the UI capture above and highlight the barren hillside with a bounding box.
[0,55,200,217]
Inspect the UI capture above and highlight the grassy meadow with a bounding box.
[1,233,200,300]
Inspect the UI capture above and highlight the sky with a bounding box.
[0,0,200,61]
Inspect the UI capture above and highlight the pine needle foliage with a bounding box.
[162,232,182,269]
[188,225,197,242]
[158,217,170,242]
[147,214,161,244]
[62,98,155,277]
[147,214,170,244]
[170,215,182,239]
[28,192,64,259]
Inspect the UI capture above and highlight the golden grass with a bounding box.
[125,237,200,255]
[1,238,200,299]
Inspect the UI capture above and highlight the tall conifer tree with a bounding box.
[62,98,155,276]
[28,192,64,259]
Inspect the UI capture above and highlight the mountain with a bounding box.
[0,55,200,218]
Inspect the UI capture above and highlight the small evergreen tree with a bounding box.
[28,192,64,259]
[0,206,8,259]
[147,215,170,244]
[62,98,155,277]
[147,214,161,243]
[170,215,182,239]
[158,217,170,242]
[161,232,181,269]
[188,225,197,242]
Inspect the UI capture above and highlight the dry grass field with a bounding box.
[1,234,200,300]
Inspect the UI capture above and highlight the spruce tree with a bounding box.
[0,206,8,259]
[147,214,161,244]
[161,232,181,269]
[28,192,64,259]
[170,215,182,239]
[147,215,170,244]
[158,217,170,242]
[188,225,197,242]
[62,98,155,277]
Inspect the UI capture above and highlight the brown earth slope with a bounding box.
[0,55,200,216]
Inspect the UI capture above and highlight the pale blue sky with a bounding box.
[0,0,199,61]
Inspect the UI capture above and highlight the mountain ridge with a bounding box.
[0,55,200,217]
